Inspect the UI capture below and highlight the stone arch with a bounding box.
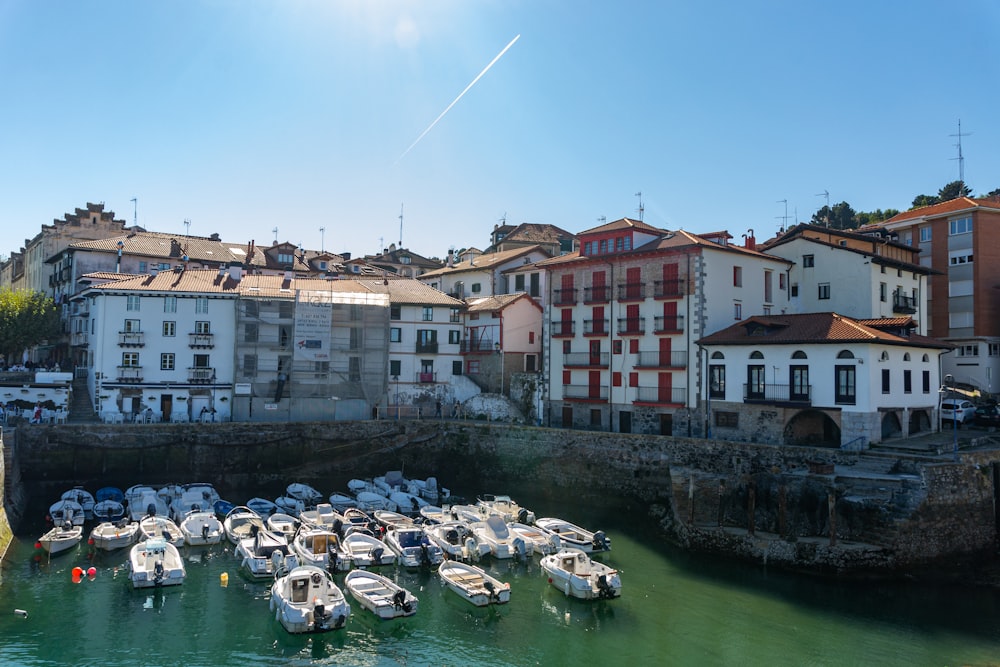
[711,351,724,359]
[881,411,903,439]
[903,352,911,361]
[750,351,764,359]
[783,409,841,447]
[792,350,808,359]
[837,350,854,359]
[908,409,932,434]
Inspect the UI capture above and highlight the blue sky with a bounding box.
[2,1,999,261]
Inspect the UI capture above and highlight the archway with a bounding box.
[907,409,931,435]
[881,411,903,439]
[783,410,841,447]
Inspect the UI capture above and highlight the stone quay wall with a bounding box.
[4,420,999,577]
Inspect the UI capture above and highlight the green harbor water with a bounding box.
[2,488,1000,666]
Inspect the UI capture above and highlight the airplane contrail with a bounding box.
[395,34,521,165]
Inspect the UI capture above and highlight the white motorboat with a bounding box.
[438,561,510,607]
[342,507,377,532]
[235,527,297,579]
[448,504,486,523]
[373,509,414,530]
[128,490,169,522]
[373,471,407,496]
[266,512,300,542]
[183,483,220,506]
[93,498,126,522]
[285,482,323,508]
[419,505,449,524]
[540,548,621,600]
[38,523,83,555]
[347,478,377,495]
[345,569,418,619]
[246,497,278,517]
[223,506,265,545]
[354,491,397,513]
[128,537,186,588]
[139,515,185,547]
[157,484,185,514]
[384,527,444,568]
[48,499,85,526]
[508,522,561,556]
[291,526,341,571]
[61,487,96,520]
[409,476,449,503]
[340,532,395,568]
[299,503,340,531]
[477,494,535,524]
[89,519,140,551]
[274,495,306,517]
[327,492,357,512]
[171,488,217,523]
[270,565,350,634]
[471,515,529,560]
[179,510,224,546]
[534,518,610,553]
[426,521,491,562]
[390,491,429,516]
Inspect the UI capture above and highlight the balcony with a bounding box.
[118,332,145,347]
[653,315,685,334]
[416,371,438,383]
[563,384,608,401]
[564,352,609,368]
[616,282,646,301]
[460,339,494,354]
[892,290,917,315]
[583,319,609,336]
[552,321,576,337]
[634,386,687,405]
[553,288,578,305]
[415,342,439,353]
[653,279,685,298]
[188,367,216,384]
[71,331,89,347]
[188,333,215,348]
[743,383,812,405]
[634,351,688,368]
[583,286,610,304]
[116,366,143,383]
[616,317,645,335]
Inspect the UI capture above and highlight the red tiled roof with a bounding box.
[871,197,1000,226]
[578,217,665,235]
[465,292,540,313]
[420,245,549,278]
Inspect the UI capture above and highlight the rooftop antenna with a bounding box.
[776,199,790,233]
[272,227,279,243]
[183,219,191,236]
[319,227,325,253]
[597,216,607,224]
[634,191,644,221]
[398,203,404,248]
[815,190,830,226]
[129,197,137,228]
[950,119,971,187]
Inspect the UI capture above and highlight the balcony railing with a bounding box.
[417,371,438,383]
[460,339,494,353]
[653,315,685,333]
[552,321,576,337]
[742,383,812,404]
[564,352,609,368]
[634,351,688,368]
[415,342,439,353]
[188,333,215,348]
[653,279,685,298]
[563,384,609,400]
[583,319,609,335]
[892,290,917,314]
[616,283,646,301]
[118,332,145,347]
[116,366,143,383]
[616,317,646,335]
[583,286,610,303]
[71,331,89,346]
[188,367,216,383]
[553,288,578,305]
[634,386,687,405]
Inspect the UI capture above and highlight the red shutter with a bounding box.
[612,372,622,387]
[629,338,639,354]
[659,337,672,366]
[629,372,638,387]
[658,373,673,403]
[562,370,571,385]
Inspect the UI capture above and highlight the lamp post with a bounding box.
[116,240,124,273]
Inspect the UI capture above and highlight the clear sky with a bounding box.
[2,1,999,261]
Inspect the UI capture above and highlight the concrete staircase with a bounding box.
[68,378,100,424]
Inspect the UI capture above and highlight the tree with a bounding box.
[855,209,901,227]
[810,201,858,230]
[911,194,939,209]
[0,288,62,365]
[938,180,971,201]
[985,188,1000,198]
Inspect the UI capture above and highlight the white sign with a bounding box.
[234,383,252,396]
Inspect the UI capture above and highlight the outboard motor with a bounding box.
[464,537,479,562]
[202,523,210,540]
[153,560,165,584]
[513,537,527,562]
[446,528,459,545]
[484,579,500,603]
[597,573,615,599]
[411,497,420,513]
[517,508,529,524]
[392,589,407,609]
[371,547,384,564]
[419,543,431,567]
[313,602,327,625]
[161,529,172,541]
[146,503,157,518]
[250,523,260,538]
[333,518,344,536]
[592,530,609,552]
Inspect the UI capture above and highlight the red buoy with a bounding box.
[87,567,97,579]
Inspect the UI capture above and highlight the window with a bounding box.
[389,360,401,377]
[121,352,139,367]
[802,255,814,268]
[452,360,462,375]
[612,372,622,387]
[715,411,739,428]
[195,321,210,334]
[277,252,294,265]
[194,297,207,314]
[530,273,540,297]
[880,283,887,302]
[990,343,1000,357]
[279,301,294,319]
[390,327,401,343]
[126,295,140,312]
[163,296,176,313]
[903,369,912,393]
[562,370,571,385]
[400,255,411,265]
[599,239,608,254]
[471,283,482,293]
[515,274,525,291]
[949,251,974,265]
[244,323,258,343]
[242,354,257,376]
[747,365,765,399]
[467,359,481,375]
[922,370,930,393]
[949,216,972,235]
[422,306,433,321]
[881,368,890,394]
[629,372,638,387]
[709,365,725,399]
[243,301,258,317]
[349,328,361,350]
[562,340,571,354]
[734,303,742,319]
[448,330,460,344]
[160,353,175,371]
[835,365,856,404]
[790,284,799,297]
[733,266,742,287]
[348,357,361,381]
[139,261,147,273]
[123,319,140,333]
[818,283,830,299]
[163,321,176,337]
[957,344,979,357]
[790,365,809,401]
[528,331,535,344]
[449,308,461,323]
[779,274,786,290]
[390,305,401,320]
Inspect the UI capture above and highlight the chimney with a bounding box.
[229,264,243,281]
[744,229,756,251]
[447,248,454,267]
[284,270,293,282]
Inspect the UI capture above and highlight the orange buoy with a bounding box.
[220,572,229,587]
[71,567,83,584]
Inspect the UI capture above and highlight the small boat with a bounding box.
[95,486,125,504]
[409,476,450,503]
[534,517,610,553]
[426,521,490,562]
[508,522,561,556]
[419,505,449,524]
[246,497,277,518]
[299,503,340,531]
[270,565,350,634]
[139,515,185,547]
[171,489,216,524]
[183,483,220,506]
[93,498,126,522]
[389,491,429,516]
[285,482,323,508]
[128,490,169,522]
[61,487,96,519]
[38,523,83,555]
[128,537,186,588]
[214,499,235,518]
[540,548,621,600]
[438,561,510,607]
[89,519,140,551]
[471,515,529,560]
[373,471,406,497]
[354,491,397,513]
[274,495,305,517]
[179,510,224,546]
[373,509,415,530]
[266,512,300,542]
[48,499,85,526]
[345,569,418,619]
[340,532,395,568]
[347,478,376,495]
[223,506,265,545]
[235,527,297,579]
[477,494,535,524]
[384,527,444,568]
[291,526,342,571]
[327,492,357,512]
[157,483,185,513]
[448,504,486,524]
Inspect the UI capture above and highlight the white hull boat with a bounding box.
[246,497,278,517]
[354,491,397,513]
[171,490,215,523]
[128,490,169,522]
[540,548,621,600]
[61,487,96,520]
[139,515,185,547]
[384,527,444,568]
[345,569,418,619]
[426,521,490,562]
[93,499,126,522]
[340,532,395,568]
[266,512,300,542]
[438,561,510,607]
[508,522,561,556]
[389,491,428,516]
[179,510,225,546]
[471,515,528,560]
[89,520,140,551]
[48,499,85,526]
[327,492,357,512]
[285,482,323,508]
[373,509,414,530]
[477,494,535,524]
[38,523,83,555]
[224,506,265,545]
[129,538,185,588]
[299,503,340,531]
[534,517,610,553]
[274,495,306,517]
[236,528,297,579]
[270,565,350,634]
[291,527,341,571]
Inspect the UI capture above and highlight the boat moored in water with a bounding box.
[38,523,83,555]
[270,565,350,634]
[345,569,418,619]
[534,517,610,553]
[129,537,186,588]
[438,560,510,607]
[540,548,621,600]
[89,519,140,551]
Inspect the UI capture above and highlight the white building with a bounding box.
[461,293,543,394]
[419,245,551,301]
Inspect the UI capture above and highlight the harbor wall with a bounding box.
[5,420,999,577]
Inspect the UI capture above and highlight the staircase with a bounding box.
[68,377,100,424]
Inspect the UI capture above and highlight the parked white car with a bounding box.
[941,400,976,424]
